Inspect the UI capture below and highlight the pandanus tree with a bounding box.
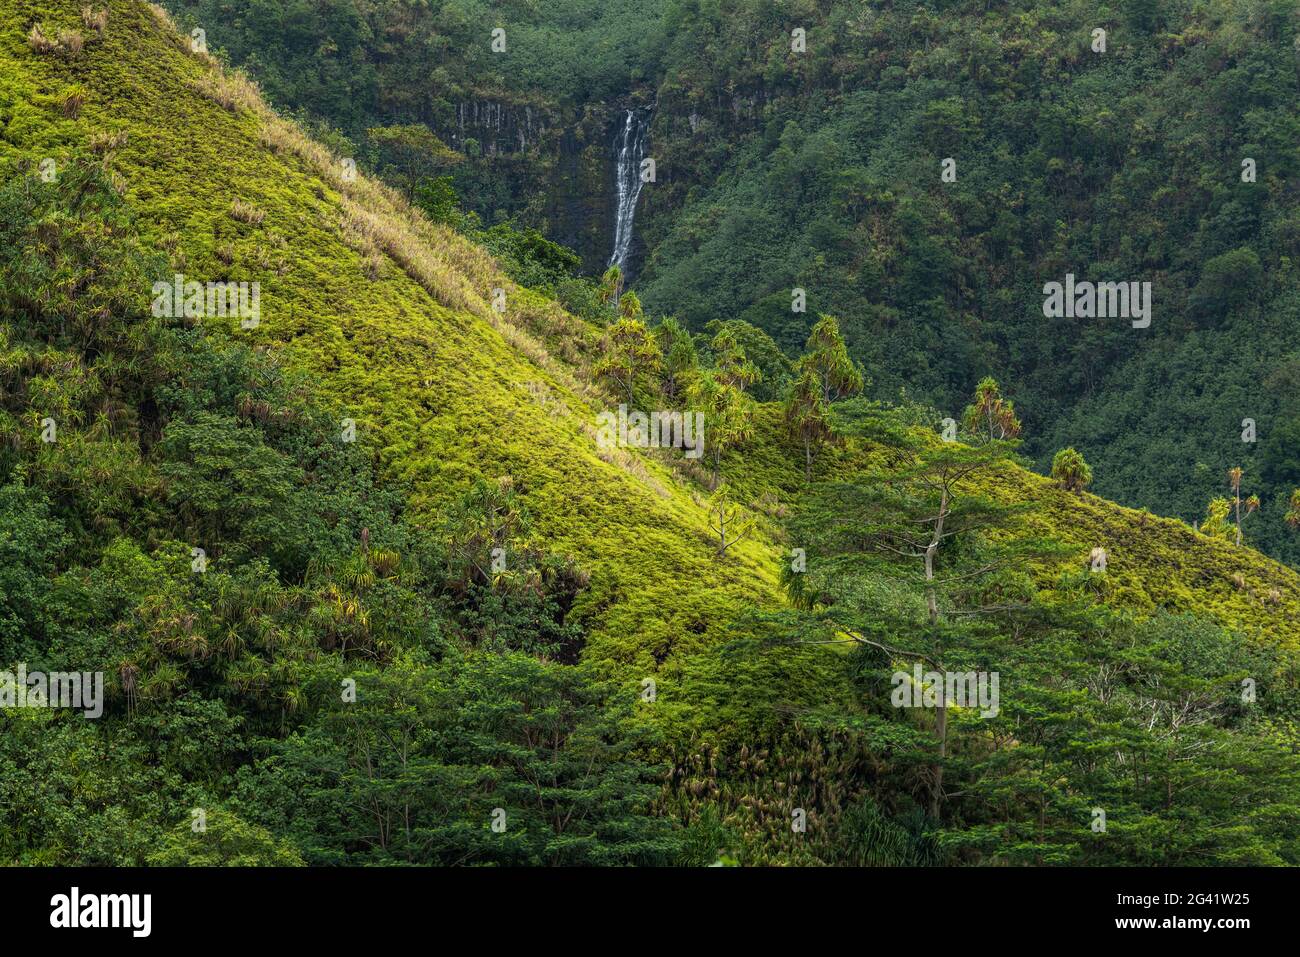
[594,317,662,406]
[782,315,863,479]
[618,290,644,321]
[962,376,1021,443]
[654,317,697,404]
[1199,497,1235,542]
[598,264,624,306]
[1051,447,1092,493]
[688,367,756,490]
[1227,467,1259,546]
[684,328,762,488]
[785,364,833,480]
[709,326,761,392]
[801,313,863,402]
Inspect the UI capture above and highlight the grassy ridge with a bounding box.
[997,460,1300,647]
[0,0,784,676]
[1,0,1295,691]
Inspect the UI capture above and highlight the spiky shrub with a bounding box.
[59,29,84,55]
[81,7,109,33]
[88,130,127,155]
[229,199,266,225]
[61,87,87,118]
[1051,447,1093,494]
[28,25,86,57]
[27,24,59,54]
[1200,498,1235,542]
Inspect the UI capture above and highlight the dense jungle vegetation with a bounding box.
[156,0,1300,566]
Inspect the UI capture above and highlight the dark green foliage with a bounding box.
[230,653,681,866]
[434,478,589,661]
[774,413,1300,864]
[0,485,68,662]
[0,158,671,865]
[413,175,461,226]
[703,319,791,403]
[367,123,460,201]
[1051,447,1093,494]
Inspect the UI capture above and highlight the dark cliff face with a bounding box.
[635,85,773,282]
[441,100,625,275]
[439,82,771,281]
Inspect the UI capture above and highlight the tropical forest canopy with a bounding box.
[0,0,1297,868]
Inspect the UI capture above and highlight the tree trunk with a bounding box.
[924,489,946,627]
[932,704,948,818]
[926,488,948,818]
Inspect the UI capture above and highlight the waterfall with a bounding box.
[608,108,650,273]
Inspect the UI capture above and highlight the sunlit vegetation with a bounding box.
[1,0,1298,866]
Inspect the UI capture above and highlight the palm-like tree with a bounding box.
[1227,467,1258,546]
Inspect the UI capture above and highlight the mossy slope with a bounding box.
[1,0,1294,690]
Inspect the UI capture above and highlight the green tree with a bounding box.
[784,315,864,479]
[800,314,863,402]
[1199,497,1235,541]
[0,484,67,662]
[598,264,624,307]
[435,478,587,660]
[706,484,757,557]
[367,124,461,202]
[703,319,792,401]
[413,175,460,225]
[147,808,305,866]
[1226,467,1260,546]
[784,413,1064,818]
[708,326,761,392]
[1191,248,1264,318]
[654,317,698,404]
[233,655,682,866]
[1051,447,1093,493]
[157,412,306,570]
[688,368,756,489]
[594,318,662,406]
[618,290,644,321]
[784,364,832,481]
[962,377,1022,443]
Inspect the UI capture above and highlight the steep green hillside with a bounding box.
[157,0,663,272]
[1,0,786,675]
[630,0,1300,567]
[2,0,1299,866]
[7,0,1292,647]
[157,0,1300,569]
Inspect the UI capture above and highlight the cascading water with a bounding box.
[608,108,650,273]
